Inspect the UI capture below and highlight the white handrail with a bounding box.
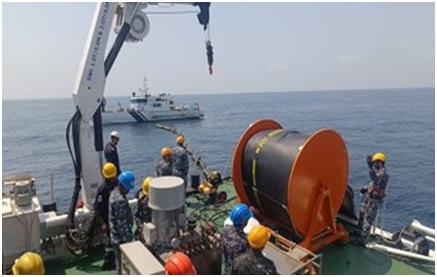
[367,243,435,263]
[411,219,435,238]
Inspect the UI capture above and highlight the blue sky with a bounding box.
[2,2,435,100]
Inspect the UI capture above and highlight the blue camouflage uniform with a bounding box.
[94,178,117,269]
[361,165,389,240]
[221,225,248,275]
[173,145,189,186]
[109,187,134,274]
[104,142,121,175]
[156,157,174,177]
[231,248,278,275]
[134,191,152,241]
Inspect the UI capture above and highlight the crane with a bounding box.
[65,2,212,251]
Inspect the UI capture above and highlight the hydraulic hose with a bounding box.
[66,110,82,230]
[65,110,93,253]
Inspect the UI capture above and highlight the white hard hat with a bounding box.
[110,131,120,139]
[224,217,233,227]
[243,217,260,235]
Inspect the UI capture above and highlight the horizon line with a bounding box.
[2,86,434,101]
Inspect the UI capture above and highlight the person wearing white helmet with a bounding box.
[104,131,121,175]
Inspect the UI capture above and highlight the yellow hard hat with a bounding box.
[102,162,117,179]
[203,186,212,195]
[161,147,172,158]
[176,135,185,145]
[12,252,45,275]
[372,153,386,163]
[198,183,206,192]
[142,177,153,196]
[248,225,271,250]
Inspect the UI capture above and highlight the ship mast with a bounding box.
[139,76,150,97]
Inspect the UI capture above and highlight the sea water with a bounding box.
[3,88,435,232]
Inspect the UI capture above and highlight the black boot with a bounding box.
[101,260,116,270]
[101,252,116,270]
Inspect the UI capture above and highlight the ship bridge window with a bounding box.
[153,103,161,107]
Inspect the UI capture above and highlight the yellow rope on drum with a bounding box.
[251,129,283,211]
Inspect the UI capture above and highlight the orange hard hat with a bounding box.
[176,135,185,145]
[165,252,197,275]
[161,147,173,158]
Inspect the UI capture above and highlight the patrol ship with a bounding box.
[101,77,204,124]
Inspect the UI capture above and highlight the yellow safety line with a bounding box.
[251,129,283,211]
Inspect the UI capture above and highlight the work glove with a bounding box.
[360,187,368,195]
[366,155,373,168]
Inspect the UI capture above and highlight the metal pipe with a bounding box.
[411,219,435,238]
[367,243,435,263]
[425,236,435,244]
[371,227,436,257]
[41,198,138,235]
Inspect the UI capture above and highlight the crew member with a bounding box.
[94,163,118,270]
[135,177,153,241]
[165,252,197,275]
[104,131,121,175]
[173,135,189,187]
[109,171,135,274]
[12,252,45,275]
[208,171,223,196]
[360,152,389,243]
[156,147,174,176]
[221,204,252,274]
[231,225,278,275]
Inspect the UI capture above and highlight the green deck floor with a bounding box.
[44,181,434,275]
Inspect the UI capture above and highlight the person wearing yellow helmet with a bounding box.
[231,225,277,275]
[359,152,390,244]
[12,252,45,275]
[93,162,118,270]
[134,177,153,242]
[173,135,189,188]
[156,147,174,176]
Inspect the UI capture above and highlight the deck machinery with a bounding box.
[118,175,322,275]
[119,118,351,274]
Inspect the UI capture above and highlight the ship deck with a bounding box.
[44,181,434,275]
